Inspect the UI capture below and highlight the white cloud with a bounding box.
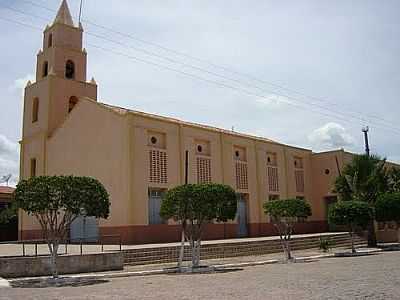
[0,134,19,186]
[255,94,289,109]
[10,74,35,92]
[308,122,355,150]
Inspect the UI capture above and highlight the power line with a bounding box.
[2,14,400,137]
[21,0,398,129]
[0,15,359,129]
[11,1,400,130]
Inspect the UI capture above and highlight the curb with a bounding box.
[214,259,279,269]
[293,254,333,262]
[0,278,10,288]
[9,259,280,284]
[7,249,384,284]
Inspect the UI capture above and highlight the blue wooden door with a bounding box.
[237,195,248,237]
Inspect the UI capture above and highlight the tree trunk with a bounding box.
[350,231,356,253]
[194,239,201,267]
[190,238,196,268]
[285,238,292,261]
[47,240,59,278]
[367,219,377,247]
[177,229,185,270]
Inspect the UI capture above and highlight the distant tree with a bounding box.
[334,154,388,246]
[0,202,17,225]
[328,201,372,253]
[160,183,237,269]
[375,193,400,241]
[14,176,110,278]
[263,198,312,261]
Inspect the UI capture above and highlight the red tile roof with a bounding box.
[0,186,15,194]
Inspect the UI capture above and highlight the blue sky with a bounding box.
[1,0,400,185]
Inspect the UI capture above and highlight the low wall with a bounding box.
[0,252,123,278]
[377,229,399,243]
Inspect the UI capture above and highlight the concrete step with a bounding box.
[122,233,367,266]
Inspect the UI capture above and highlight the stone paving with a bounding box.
[2,250,400,299]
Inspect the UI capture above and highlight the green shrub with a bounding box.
[375,192,400,224]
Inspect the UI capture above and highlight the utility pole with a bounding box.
[178,150,189,270]
[78,0,84,24]
[362,126,370,156]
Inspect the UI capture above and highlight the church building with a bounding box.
[19,0,377,244]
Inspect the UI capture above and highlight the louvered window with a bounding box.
[197,157,211,184]
[149,149,167,184]
[267,166,279,192]
[295,170,305,193]
[235,161,248,190]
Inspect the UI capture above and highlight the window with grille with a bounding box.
[235,161,248,190]
[295,170,305,193]
[30,158,37,178]
[266,152,277,166]
[294,157,304,169]
[149,149,167,184]
[267,166,279,192]
[32,97,39,123]
[197,157,211,184]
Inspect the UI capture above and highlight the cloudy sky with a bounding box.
[1,0,400,186]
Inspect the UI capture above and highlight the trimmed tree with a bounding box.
[160,183,237,268]
[375,192,400,241]
[263,198,312,261]
[328,201,372,253]
[334,154,388,247]
[14,176,110,278]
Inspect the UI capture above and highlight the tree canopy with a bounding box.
[334,154,388,203]
[14,175,110,277]
[264,198,312,222]
[160,183,237,224]
[328,201,372,229]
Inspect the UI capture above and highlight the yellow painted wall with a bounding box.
[46,100,130,227]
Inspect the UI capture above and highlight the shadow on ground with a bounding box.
[10,277,109,288]
[165,267,244,276]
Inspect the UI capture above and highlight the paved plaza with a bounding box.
[1,251,400,299]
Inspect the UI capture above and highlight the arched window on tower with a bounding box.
[68,96,78,113]
[48,33,53,48]
[42,61,48,78]
[65,60,75,79]
[32,97,39,123]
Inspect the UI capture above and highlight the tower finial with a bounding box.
[53,0,74,27]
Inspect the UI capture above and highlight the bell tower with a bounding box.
[21,0,97,179]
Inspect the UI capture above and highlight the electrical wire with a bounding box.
[1,11,400,137]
